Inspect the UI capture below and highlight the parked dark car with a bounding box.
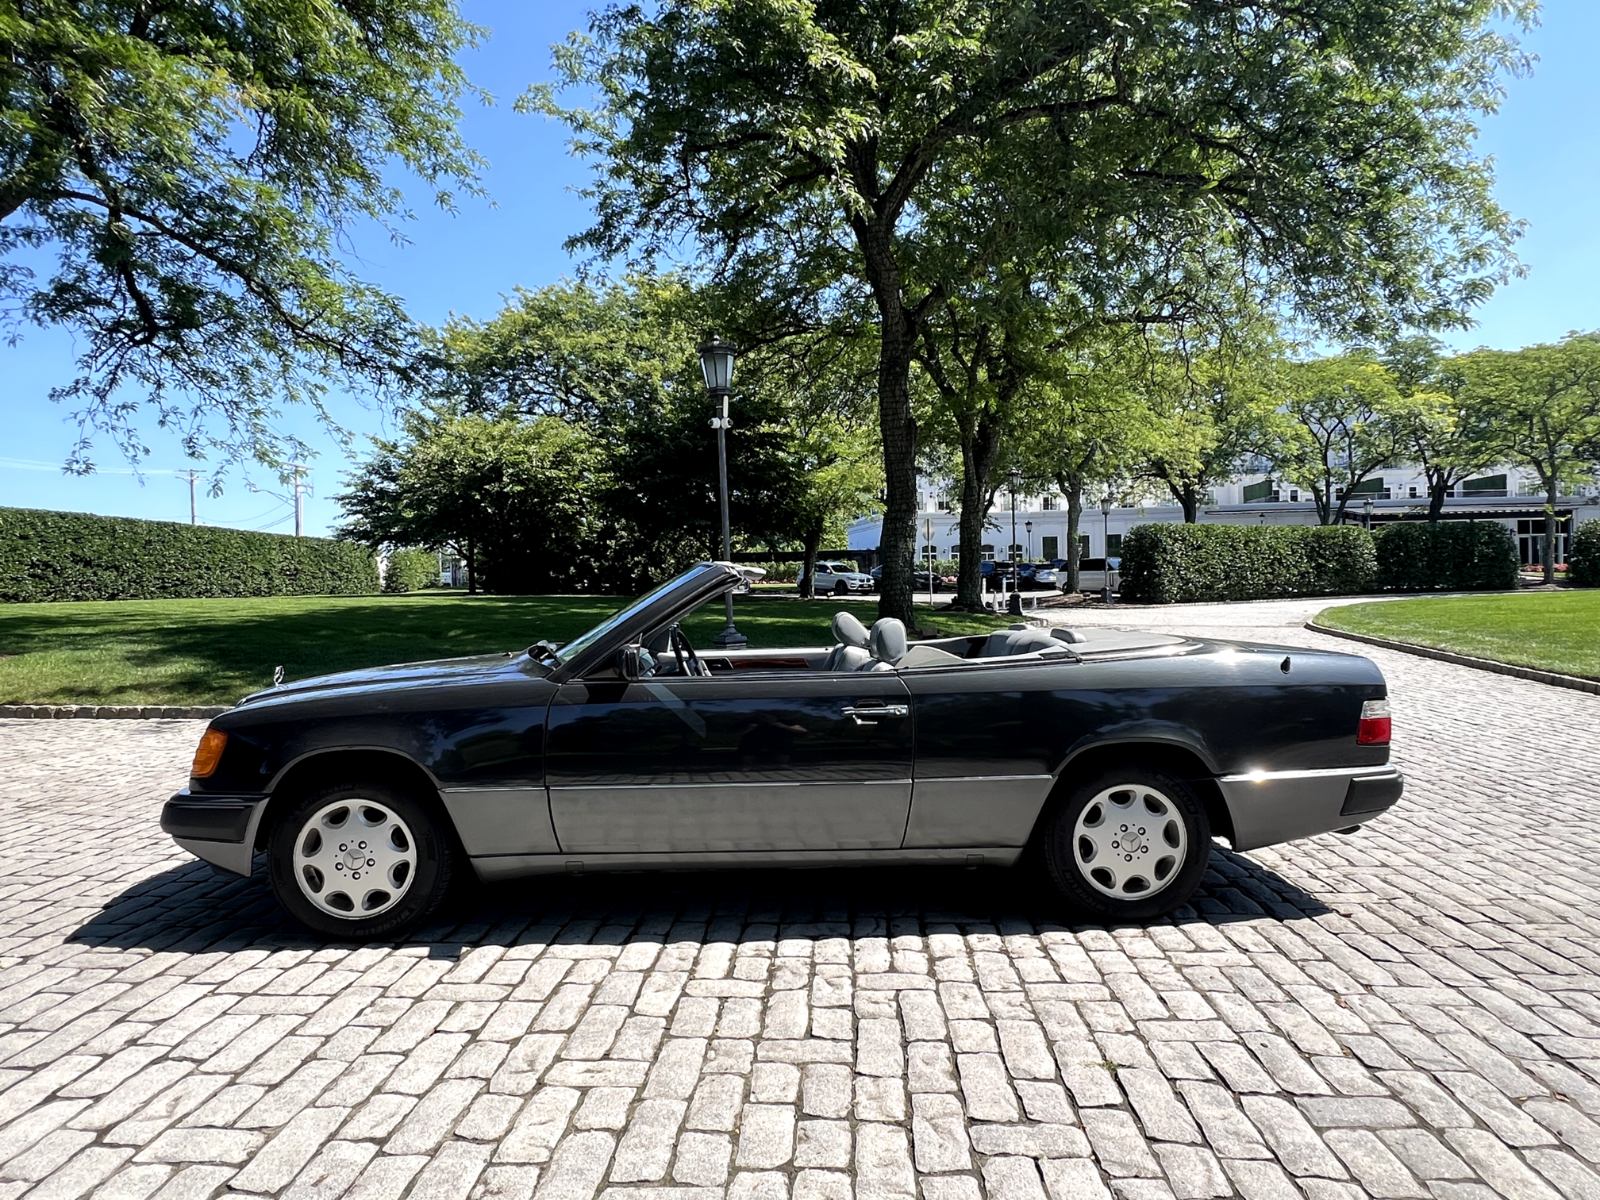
[164,562,1402,938]
[868,565,946,592]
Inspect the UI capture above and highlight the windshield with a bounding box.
[550,564,724,666]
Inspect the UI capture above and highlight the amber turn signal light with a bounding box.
[191,728,228,778]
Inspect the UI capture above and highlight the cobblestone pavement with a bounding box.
[0,611,1598,1200]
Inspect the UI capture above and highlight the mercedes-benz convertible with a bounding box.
[162,562,1402,938]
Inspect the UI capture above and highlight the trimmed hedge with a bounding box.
[1571,519,1600,587]
[1120,523,1377,604]
[0,506,378,602]
[383,548,439,593]
[1374,521,1519,592]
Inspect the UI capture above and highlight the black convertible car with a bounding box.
[163,562,1402,938]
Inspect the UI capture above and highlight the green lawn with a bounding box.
[0,591,1007,706]
[1314,591,1600,681]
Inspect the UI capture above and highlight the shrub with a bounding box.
[383,548,440,593]
[1569,519,1600,587]
[0,506,378,602]
[743,560,806,582]
[1374,521,1519,592]
[1119,523,1377,604]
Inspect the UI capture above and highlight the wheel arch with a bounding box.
[256,748,450,852]
[1029,739,1234,849]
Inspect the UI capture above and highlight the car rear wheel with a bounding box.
[268,779,455,940]
[1038,764,1210,922]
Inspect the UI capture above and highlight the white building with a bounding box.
[847,463,1600,567]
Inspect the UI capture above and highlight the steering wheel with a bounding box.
[669,625,710,678]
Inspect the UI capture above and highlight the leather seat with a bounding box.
[822,611,873,671]
[981,627,1070,657]
[859,617,908,671]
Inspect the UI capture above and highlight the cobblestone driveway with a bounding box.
[0,614,1597,1200]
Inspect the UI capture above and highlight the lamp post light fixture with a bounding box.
[698,334,746,648]
[1363,495,1375,532]
[1025,519,1033,561]
[1100,490,1114,606]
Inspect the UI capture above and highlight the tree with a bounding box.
[422,276,881,583]
[1382,337,1503,523]
[1456,334,1600,583]
[1272,354,1406,527]
[539,0,1527,624]
[1014,333,1154,592]
[335,408,610,594]
[1141,321,1282,523]
[1,0,482,470]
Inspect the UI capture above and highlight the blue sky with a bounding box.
[4,1,1598,535]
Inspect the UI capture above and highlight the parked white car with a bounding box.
[808,560,875,595]
[1065,557,1121,594]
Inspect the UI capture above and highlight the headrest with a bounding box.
[870,618,908,664]
[1052,628,1087,644]
[832,610,870,648]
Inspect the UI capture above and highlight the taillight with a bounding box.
[1357,699,1391,746]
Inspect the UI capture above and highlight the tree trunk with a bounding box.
[1316,482,1335,526]
[1427,481,1448,523]
[875,313,919,626]
[465,535,477,594]
[953,417,1003,610]
[1065,485,1084,592]
[1179,483,1199,524]
[798,523,822,599]
[1544,476,1559,584]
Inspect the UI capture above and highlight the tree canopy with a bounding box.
[539,0,1529,622]
[1,0,483,471]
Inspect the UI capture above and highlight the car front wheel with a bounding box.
[1038,765,1210,922]
[267,778,455,940]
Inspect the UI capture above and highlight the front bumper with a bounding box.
[162,790,269,877]
[1216,766,1403,852]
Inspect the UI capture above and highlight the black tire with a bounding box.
[833,581,847,596]
[1038,764,1210,922]
[267,778,456,940]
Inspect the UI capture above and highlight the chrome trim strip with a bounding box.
[914,773,1053,783]
[440,785,542,793]
[1219,765,1399,783]
[549,778,913,791]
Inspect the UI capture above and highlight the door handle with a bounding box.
[842,704,909,725]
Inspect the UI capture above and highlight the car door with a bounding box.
[544,669,914,854]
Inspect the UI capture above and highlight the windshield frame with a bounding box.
[541,563,739,681]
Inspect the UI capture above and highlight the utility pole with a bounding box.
[287,464,308,537]
[180,470,198,525]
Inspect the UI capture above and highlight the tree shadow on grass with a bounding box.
[67,843,1330,957]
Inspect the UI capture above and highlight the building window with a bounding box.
[1040,536,1059,561]
[1078,534,1091,556]
[1041,495,1060,511]
[1289,489,1300,502]
[1516,518,1570,566]
[949,547,959,560]
[1107,534,1123,555]
[1008,543,1023,560]
[936,498,953,512]
[919,544,939,559]
[980,544,995,562]
[1408,486,1419,499]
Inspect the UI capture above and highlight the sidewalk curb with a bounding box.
[0,705,231,720]
[1307,620,1600,697]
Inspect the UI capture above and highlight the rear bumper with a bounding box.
[162,790,269,877]
[1217,766,1403,852]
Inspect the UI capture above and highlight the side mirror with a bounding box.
[616,644,643,681]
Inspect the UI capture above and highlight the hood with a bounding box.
[235,651,530,708]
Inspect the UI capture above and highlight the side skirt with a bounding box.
[470,846,1025,883]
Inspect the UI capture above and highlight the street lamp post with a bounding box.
[1100,490,1114,606]
[1363,496,1374,532]
[698,334,746,648]
[1008,473,1022,614]
[1025,520,1033,561]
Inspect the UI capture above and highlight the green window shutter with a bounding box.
[1242,480,1273,502]
[1349,477,1385,495]
[1463,474,1507,493]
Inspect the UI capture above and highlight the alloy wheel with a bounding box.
[292,798,417,918]
[1071,783,1188,899]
